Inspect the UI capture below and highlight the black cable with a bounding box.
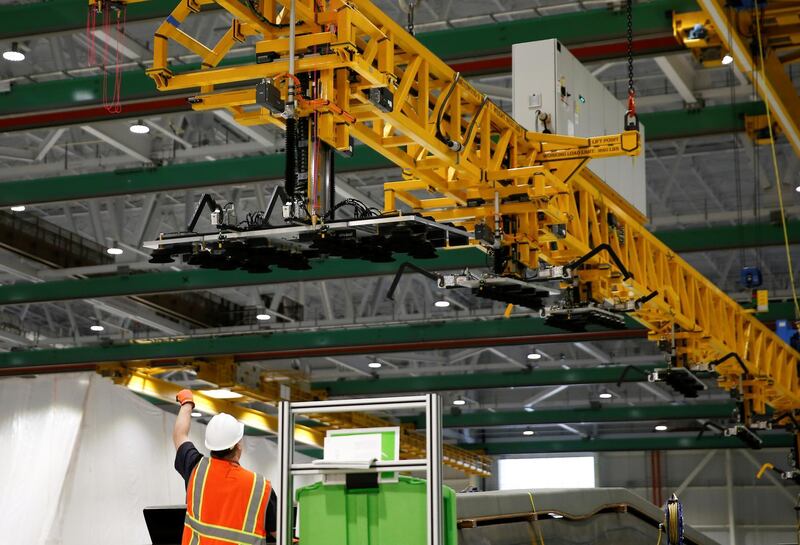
[709,352,750,376]
[436,73,460,143]
[463,96,488,150]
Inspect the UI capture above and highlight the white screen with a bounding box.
[498,456,596,490]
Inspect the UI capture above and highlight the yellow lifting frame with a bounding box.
[117,0,800,424]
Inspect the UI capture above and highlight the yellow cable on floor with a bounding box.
[528,492,546,545]
[753,6,800,320]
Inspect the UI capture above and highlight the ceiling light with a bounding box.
[599,392,613,399]
[9,205,25,212]
[90,324,104,332]
[3,43,25,62]
[129,121,150,134]
[368,362,382,369]
[654,424,668,432]
[523,429,535,436]
[721,54,733,65]
[256,313,271,321]
[452,398,466,406]
[191,411,202,418]
[795,185,800,193]
[202,388,244,400]
[106,244,123,255]
[434,300,450,308]
[527,352,542,360]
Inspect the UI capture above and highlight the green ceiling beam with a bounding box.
[0,0,191,39]
[406,403,736,428]
[0,102,766,207]
[0,0,694,119]
[0,316,646,373]
[0,0,692,52]
[465,434,794,454]
[0,146,389,207]
[0,248,486,305]
[313,365,659,396]
[643,102,766,140]
[654,219,800,252]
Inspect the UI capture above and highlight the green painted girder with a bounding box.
[406,403,736,428]
[457,403,734,426]
[0,0,194,39]
[313,365,659,396]
[0,102,765,207]
[0,248,487,305]
[0,0,694,119]
[464,434,794,454]
[0,316,647,373]
[643,102,766,140]
[0,0,694,45]
[655,219,800,252]
[0,147,389,206]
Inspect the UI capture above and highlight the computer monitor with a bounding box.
[143,506,186,545]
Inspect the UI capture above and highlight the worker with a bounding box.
[172,389,277,544]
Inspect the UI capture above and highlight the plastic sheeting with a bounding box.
[0,372,284,545]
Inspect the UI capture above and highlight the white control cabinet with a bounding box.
[512,39,647,216]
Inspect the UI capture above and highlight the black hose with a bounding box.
[709,352,750,375]
[285,117,297,197]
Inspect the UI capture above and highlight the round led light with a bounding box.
[3,50,25,62]
[795,185,800,193]
[523,430,534,436]
[368,362,382,369]
[452,398,466,406]
[527,352,542,360]
[721,54,733,65]
[191,411,202,418]
[434,300,450,308]
[599,392,613,399]
[654,424,668,432]
[256,313,271,321]
[129,123,150,134]
[90,324,105,332]
[10,205,25,212]
[106,247,123,255]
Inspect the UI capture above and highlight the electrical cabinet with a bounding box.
[512,39,647,216]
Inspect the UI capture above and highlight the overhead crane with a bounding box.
[672,0,800,156]
[86,0,800,476]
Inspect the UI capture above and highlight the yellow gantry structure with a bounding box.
[673,1,800,156]
[100,362,492,476]
[95,0,800,433]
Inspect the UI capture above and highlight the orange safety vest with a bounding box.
[182,456,271,545]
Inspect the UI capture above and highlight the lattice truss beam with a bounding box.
[106,0,800,421]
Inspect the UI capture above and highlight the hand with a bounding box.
[176,389,195,408]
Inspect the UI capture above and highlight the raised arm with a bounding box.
[173,389,195,450]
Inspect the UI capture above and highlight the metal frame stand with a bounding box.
[276,394,443,545]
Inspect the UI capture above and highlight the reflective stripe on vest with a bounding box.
[184,513,266,545]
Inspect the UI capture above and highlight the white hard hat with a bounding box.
[205,413,245,451]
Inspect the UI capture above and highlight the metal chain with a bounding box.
[626,0,634,97]
[407,0,416,35]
